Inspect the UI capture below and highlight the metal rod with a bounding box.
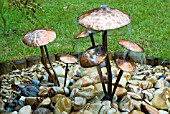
[110,69,123,102]
[40,46,58,86]
[64,63,69,87]
[44,45,60,86]
[89,33,95,47]
[102,30,112,99]
[96,66,107,95]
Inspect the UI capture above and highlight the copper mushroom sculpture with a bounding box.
[110,40,144,100]
[80,45,108,97]
[60,54,78,87]
[23,28,60,86]
[78,5,131,100]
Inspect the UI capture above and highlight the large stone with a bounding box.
[21,85,39,97]
[152,87,170,110]
[33,107,52,114]
[53,96,72,114]
[19,105,32,114]
[141,101,159,114]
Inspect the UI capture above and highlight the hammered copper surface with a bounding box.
[80,46,107,68]
[78,5,131,31]
[118,40,144,52]
[60,54,78,64]
[23,28,56,47]
[116,59,135,72]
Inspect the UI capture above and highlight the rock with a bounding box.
[146,76,158,84]
[54,66,65,77]
[127,80,140,85]
[138,81,153,90]
[51,94,66,104]
[33,107,52,114]
[154,78,164,89]
[159,110,169,114]
[132,74,146,80]
[58,77,71,87]
[141,88,155,100]
[119,95,134,112]
[141,101,159,114]
[126,84,142,95]
[37,97,51,108]
[152,87,170,110]
[127,92,142,100]
[21,85,39,97]
[19,105,32,114]
[112,76,127,87]
[52,86,69,96]
[25,97,41,106]
[73,97,87,111]
[53,97,72,114]
[129,110,144,114]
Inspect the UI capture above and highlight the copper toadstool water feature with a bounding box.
[110,39,144,100]
[60,54,78,87]
[77,5,132,101]
[23,28,60,86]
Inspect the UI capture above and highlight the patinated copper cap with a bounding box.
[118,40,144,52]
[74,30,96,39]
[78,5,131,31]
[60,54,78,64]
[23,28,56,47]
[116,59,135,72]
[80,46,107,68]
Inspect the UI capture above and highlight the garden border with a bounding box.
[0,52,169,75]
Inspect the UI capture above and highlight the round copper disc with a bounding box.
[116,59,135,72]
[80,46,107,68]
[78,5,131,31]
[60,54,78,64]
[118,40,144,52]
[23,28,56,47]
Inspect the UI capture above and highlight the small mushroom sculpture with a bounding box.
[23,28,60,86]
[80,45,108,98]
[77,5,131,101]
[110,39,144,100]
[60,54,78,87]
[74,30,99,47]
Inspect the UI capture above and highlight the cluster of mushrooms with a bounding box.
[22,5,144,103]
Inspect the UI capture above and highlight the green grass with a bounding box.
[0,0,170,63]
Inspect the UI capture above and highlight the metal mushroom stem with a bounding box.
[60,54,78,87]
[80,46,108,96]
[22,28,60,86]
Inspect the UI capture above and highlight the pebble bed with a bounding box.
[0,60,170,114]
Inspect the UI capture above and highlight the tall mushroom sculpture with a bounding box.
[23,28,60,86]
[77,5,131,100]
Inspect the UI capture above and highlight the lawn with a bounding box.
[0,0,169,63]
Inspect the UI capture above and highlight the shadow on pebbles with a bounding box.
[0,60,170,114]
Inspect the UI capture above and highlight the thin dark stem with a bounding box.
[96,66,107,95]
[44,45,60,86]
[64,63,69,87]
[111,69,123,101]
[89,33,95,47]
[102,30,112,99]
[40,46,58,86]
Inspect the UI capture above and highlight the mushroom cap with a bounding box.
[23,28,56,47]
[116,59,135,72]
[118,40,144,52]
[74,30,94,39]
[78,5,131,31]
[80,45,107,68]
[60,54,78,64]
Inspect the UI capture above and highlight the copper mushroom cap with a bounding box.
[78,5,131,31]
[116,59,135,72]
[60,54,78,64]
[118,40,144,52]
[23,28,56,47]
[80,46,107,68]
[74,30,95,39]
